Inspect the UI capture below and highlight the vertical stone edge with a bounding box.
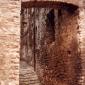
[0,0,21,85]
[78,0,85,85]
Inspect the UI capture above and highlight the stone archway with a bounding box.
[20,1,82,85]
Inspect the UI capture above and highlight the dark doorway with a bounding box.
[20,1,81,85]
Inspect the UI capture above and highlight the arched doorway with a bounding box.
[20,1,81,85]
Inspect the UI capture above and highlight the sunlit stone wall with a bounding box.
[78,1,85,84]
[0,0,20,84]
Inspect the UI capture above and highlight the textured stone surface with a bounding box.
[0,0,85,85]
[78,6,85,85]
[20,61,41,85]
[0,0,20,84]
[22,0,82,7]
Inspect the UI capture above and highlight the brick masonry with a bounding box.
[0,0,20,85]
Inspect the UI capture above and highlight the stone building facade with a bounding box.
[0,0,85,85]
[0,0,20,85]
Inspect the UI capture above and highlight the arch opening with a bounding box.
[20,1,81,85]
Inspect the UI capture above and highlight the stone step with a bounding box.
[20,65,41,85]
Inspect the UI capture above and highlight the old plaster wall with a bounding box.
[0,0,20,84]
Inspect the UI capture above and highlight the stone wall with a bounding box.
[22,0,80,7]
[0,0,20,84]
[78,2,85,84]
